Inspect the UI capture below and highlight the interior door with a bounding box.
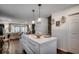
[69,15,79,53]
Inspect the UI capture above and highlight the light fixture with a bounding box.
[32,20,35,24]
[38,4,42,23]
[32,9,35,24]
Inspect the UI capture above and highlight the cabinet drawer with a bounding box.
[27,39,40,53]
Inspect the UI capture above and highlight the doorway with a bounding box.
[48,16,51,35]
[0,24,4,36]
[32,24,35,34]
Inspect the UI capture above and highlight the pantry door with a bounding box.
[68,15,79,53]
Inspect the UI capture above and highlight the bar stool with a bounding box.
[3,34,10,54]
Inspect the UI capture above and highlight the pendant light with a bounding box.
[32,9,35,24]
[38,4,42,23]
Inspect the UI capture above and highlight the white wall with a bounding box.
[35,18,48,35]
[51,5,79,52]
[52,12,69,52]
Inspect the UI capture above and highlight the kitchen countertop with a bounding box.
[27,34,56,44]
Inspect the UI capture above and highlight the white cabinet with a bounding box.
[20,34,57,54]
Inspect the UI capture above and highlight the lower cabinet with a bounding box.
[20,34,57,54]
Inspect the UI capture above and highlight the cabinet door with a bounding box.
[69,15,79,53]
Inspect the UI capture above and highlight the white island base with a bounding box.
[20,34,57,54]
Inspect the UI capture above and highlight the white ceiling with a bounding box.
[0,4,78,22]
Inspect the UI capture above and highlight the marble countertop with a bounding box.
[27,34,56,44]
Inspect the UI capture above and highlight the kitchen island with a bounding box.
[20,33,57,54]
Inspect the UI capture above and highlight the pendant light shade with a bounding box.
[32,20,35,24]
[38,18,41,22]
[38,4,42,22]
[32,9,35,24]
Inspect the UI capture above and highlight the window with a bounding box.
[11,24,27,33]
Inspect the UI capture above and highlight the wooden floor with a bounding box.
[2,39,72,54]
[57,49,73,54]
[3,39,24,54]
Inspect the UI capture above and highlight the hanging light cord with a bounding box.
[39,5,40,18]
[32,10,35,20]
[38,4,41,18]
